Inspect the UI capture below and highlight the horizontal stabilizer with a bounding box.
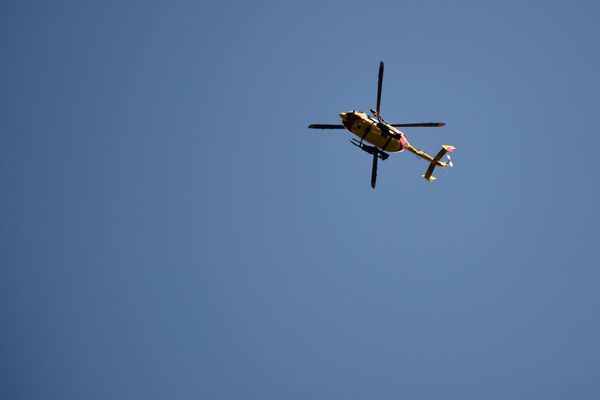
[422,145,455,182]
[443,145,456,152]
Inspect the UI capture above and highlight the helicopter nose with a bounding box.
[339,112,348,121]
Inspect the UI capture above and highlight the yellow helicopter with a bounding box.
[308,61,455,188]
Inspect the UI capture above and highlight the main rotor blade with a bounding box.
[391,122,446,127]
[376,61,384,115]
[371,151,378,189]
[308,124,344,129]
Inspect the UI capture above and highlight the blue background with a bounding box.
[2,1,600,398]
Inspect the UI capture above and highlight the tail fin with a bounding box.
[422,145,455,182]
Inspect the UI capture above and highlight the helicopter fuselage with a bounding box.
[340,111,409,153]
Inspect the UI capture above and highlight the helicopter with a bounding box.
[308,61,455,188]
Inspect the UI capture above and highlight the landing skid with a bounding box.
[349,139,389,189]
[349,139,389,160]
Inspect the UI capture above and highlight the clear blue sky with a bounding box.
[2,1,600,399]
